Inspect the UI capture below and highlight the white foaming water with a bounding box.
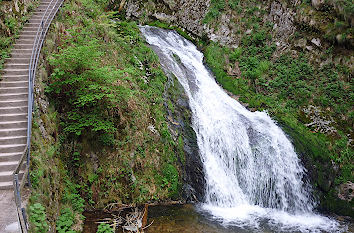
[140,26,344,232]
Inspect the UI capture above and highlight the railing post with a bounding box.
[14,174,24,232]
[26,149,31,187]
[14,174,21,207]
[14,0,64,231]
[21,207,29,231]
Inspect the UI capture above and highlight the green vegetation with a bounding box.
[56,208,76,233]
[148,20,195,43]
[29,203,49,233]
[0,0,39,71]
[96,223,114,233]
[47,37,130,145]
[202,0,353,214]
[204,0,243,23]
[29,1,185,229]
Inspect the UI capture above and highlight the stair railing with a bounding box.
[13,0,64,232]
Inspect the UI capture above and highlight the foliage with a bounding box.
[162,164,179,198]
[63,180,85,212]
[47,37,129,145]
[203,0,226,23]
[29,203,49,233]
[42,0,183,209]
[56,208,76,233]
[96,222,114,233]
[0,0,38,73]
[203,21,353,185]
[204,0,243,23]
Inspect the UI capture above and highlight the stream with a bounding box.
[82,26,351,233]
[138,26,349,232]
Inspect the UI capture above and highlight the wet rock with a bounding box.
[306,45,313,51]
[90,152,99,172]
[311,0,325,10]
[227,61,241,77]
[338,182,354,202]
[38,118,49,140]
[336,34,345,44]
[311,38,321,47]
[303,105,337,135]
[267,1,295,44]
[294,38,307,49]
[163,72,205,203]
[147,124,159,135]
[153,13,176,23]
[162,0,176,10]
[124,0,209,37]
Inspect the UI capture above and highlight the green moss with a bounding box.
[35,0,185,210]
[148,20,195,43]
[202,16,353,214]
[320,189,354,217]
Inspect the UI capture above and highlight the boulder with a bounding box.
[311,0,325,10]
[338,182,354,202]
[311,38,321,47]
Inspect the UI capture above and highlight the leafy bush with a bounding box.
[62,180,85,212]
[203,23,352,186]
[29,203,49,233]
[47,35,130,145]
[96,222,114,233]
[56,208,76,233]
[204,0,226,23]
[162,164,179,198]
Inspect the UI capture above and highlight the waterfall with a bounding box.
[140,26,343,232]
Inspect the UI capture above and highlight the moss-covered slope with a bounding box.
[28,0,191,231]
[117,0,353,217]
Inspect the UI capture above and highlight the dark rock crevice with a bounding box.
[163,70,206,203]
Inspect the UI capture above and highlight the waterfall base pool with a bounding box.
[83,204,352,233]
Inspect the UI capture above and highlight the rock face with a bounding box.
[124,0,209,37]
[163,72,205,202]
[338,182,354,202]
[311,0,325,10]
[118,0,353,215]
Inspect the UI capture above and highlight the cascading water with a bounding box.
[140,26,344,232]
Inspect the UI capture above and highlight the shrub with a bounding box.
[56,208,76,233]
[47,35,130,145]
[29,203,49,233]
[96,222,114,233]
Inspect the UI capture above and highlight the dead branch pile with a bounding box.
[97,205,152,232]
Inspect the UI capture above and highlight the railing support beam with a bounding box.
[13,0,64,232]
